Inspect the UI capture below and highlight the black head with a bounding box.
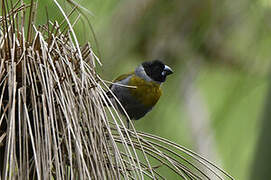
[142,60,173,82]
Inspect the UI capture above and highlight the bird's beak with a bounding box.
[162,65,173,76]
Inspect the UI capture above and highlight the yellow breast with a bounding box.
[128,75,162,107]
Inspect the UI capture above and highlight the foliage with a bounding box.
[0,0,235,179]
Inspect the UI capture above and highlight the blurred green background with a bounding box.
[36,0,271,179]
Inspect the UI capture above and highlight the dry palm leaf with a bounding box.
[0,0,234,179]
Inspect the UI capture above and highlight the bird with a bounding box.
[106,60,173,129]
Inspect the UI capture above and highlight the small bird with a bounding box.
[107,60,173,128]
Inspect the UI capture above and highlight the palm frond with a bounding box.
[0,0,234,179]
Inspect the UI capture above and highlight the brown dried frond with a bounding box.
[0,0,234,179]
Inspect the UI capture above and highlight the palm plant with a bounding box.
[0,0,234,179]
